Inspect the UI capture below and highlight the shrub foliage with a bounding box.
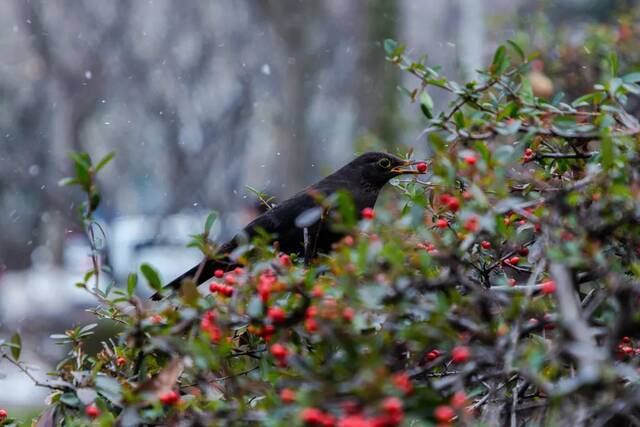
[3,39,640,426]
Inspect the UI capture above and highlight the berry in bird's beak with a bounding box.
[390,160,425,174]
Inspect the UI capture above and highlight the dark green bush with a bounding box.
[2,38,640,426]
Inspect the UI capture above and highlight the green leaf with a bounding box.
[551,92,565,106]
[622,72,640,83]
[396,85,413,99]
[507,39,525,61]
[384,39,398,56]
[526,50,541,62]
[141,263,162,291]
[419,90,434,119]
[50,334,69,340]
[95,151,116,172]
[520,78,534,103]
[58,177,80,187]
[572,92,597,107]
[76,388,97,405]
[495,119,521,135]
[204,211,218,234]
[69,151,91,170]
[59,392,81,408]
[79,323,98,336]
[609,51,619,77]
[96,375,123,405]
[70,152,92,190]
[491,45,508,75]
[10,332,21,361]
[127,273,138,296]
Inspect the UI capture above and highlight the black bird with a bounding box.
[152,152,420,300]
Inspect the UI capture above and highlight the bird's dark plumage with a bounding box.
[151,152,419,300]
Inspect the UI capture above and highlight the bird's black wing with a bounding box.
[241,190,321,255]
[152,191,323,300]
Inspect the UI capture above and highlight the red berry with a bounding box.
[541,280,556,294]
[446,198,460,212]
[214,269,224,278]
[508,256,520,265]
[382,396,403,415]
[279,254,292,267]
[150,314,163,324]
[416,162,428,173]
[451,346,470,363]
[518,247,529,256]
[339,414,371,427]
[209,282,220,293]
[305,317,318,333]
[451,391,467,408]
[306,305,318,318]
[361,207,375,220]
[159,390,180,405]
[0,409,6,420]
[321,414,336,426]
[312,286,324,298]
[280,388,296,403]
[342,307,355,322]
[426,349,440,361]
[85,405,100,418]
[262,324,276,339]
[508,278,516,286]
[622,336,631,343]
[436,218,449,229]
[481,241,491,249]
[116,356,126,367]
[224,273,237,285]
[525,148,533,156]
[463,155,477,165]
[233,267,244,275]
[301,407,324,424]
[434,405,455,423]
[267,307,286,324]
[392,372,413,395]
[464,216,479,232]
[270,343,289,359]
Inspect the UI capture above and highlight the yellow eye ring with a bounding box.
[377,158,391,168]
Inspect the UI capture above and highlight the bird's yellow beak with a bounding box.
[391,160,424,174]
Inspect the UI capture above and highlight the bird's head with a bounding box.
[347,152,422,187]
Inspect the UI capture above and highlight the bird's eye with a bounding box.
[377,158,391,168]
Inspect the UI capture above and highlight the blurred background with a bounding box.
[0,0,636,416]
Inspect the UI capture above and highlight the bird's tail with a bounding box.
[150,257,237,301]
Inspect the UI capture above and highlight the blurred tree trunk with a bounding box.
[356,0,400,149]
[16,0,132,266]
[251,0,327,190]
[252,0,401,188]
[458,0,485,79]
